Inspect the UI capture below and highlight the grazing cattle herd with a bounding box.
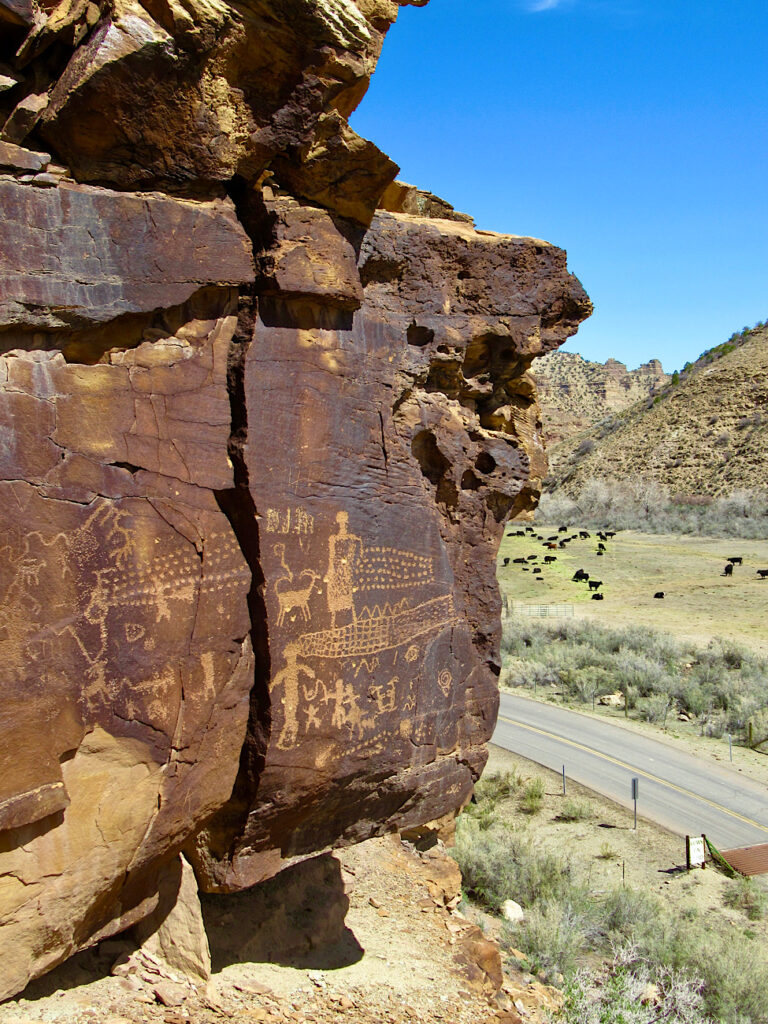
[500,524,768,602]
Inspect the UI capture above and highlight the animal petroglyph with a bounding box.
[275,570,320,627]
[1,500,249,706]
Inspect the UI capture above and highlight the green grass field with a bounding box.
[497,528,768,654]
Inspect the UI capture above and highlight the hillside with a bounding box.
[534,350,669,445]
[546,323,768,496]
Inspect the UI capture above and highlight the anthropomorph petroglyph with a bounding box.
[273,642,317,750]
[324,511,363,627]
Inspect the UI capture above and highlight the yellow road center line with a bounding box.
[497,714,768,835]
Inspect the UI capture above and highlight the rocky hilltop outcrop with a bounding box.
[534,350,668,445]
[0,0,591,999]
[546,324,768,497]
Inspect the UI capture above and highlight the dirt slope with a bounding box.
[546,324,768,496]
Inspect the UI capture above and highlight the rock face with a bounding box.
[534,350,668,446]
[0,0,591,999]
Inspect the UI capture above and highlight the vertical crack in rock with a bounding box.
[206,288,273,880]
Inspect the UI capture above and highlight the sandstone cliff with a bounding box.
[0,0,591,999]
[534,350,668,446]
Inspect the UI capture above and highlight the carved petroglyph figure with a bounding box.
[275,570,320,627]
[266,507,315,535]
[324,511,363,627]
[271,510,460,749]
[274,642,317,750]
[437,669,453,697]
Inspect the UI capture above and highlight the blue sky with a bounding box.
[351,0,768,371]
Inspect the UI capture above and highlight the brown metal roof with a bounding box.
[720,843,768,876]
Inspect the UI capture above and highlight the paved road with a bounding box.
[492,693,768,849]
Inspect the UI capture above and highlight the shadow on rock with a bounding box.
[203,852,364,972]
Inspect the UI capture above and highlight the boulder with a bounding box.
[598,692,625,707]
[501,899,525,925]
[134,855,211,983]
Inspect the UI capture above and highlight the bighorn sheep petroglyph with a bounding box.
[275,570,320,626]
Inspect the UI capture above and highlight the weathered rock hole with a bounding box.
[463,338,490,379]
[407,323,435,348]
[474,452,496,475]
[461,470,481,491]
[411,430,458,510]
[485,491,517,523]
[360,256,405,286]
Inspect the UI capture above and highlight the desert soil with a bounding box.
[0,835,553,1024]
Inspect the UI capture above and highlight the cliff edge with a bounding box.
[0,0,592,999]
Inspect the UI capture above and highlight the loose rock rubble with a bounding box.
[0,838,561,1024]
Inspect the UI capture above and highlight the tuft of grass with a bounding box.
[723,877,767,921]
[596,842,616,860]
[557,798,593,822]
[520,777,545,814]
[453,818,575,913]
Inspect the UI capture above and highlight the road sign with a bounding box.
[686,835,706,870]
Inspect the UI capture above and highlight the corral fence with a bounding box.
[502,598,575,619]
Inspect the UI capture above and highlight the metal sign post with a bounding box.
[562,765,566,796]
[631,777,639,830]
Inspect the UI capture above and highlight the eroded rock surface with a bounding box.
[0,0,591,1000]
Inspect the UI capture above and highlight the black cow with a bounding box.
[588,580,602,591]
[722,563,733,577]
[579,531,590,539]
[544,555,557,563]
[597,542,606,552]
[513,557,526,564]
[727,557,743,565]
[606,531,616,539]
[547,535,559,541]
[654,592,665,599]
[503,557,510,567]
[591,593,604,601]
[522,567,530,572]
[572,570,588,581]
[596,551,604,557]
[526,554,538,561]
[558,526,569,533]
[597,531,607,541]
[532,567,542,574]
[757,570,768,580]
